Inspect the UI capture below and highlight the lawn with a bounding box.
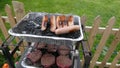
[0,0,120,67]
[0,0,120,27]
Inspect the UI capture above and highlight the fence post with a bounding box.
[89,17,116,68]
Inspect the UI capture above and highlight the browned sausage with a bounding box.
[41,15,48,31]
[68,16,74,26]
[60,15,68,27]
[50,15,56,32]
[56,16,62,29]
[55,25,80,35]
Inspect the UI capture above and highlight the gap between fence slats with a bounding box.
[110,51,120,68]
[90,17,116,68]
[99,29,120,68]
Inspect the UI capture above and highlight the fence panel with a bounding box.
[90,17,116,68]
[110,51,120,68]
[99,29,120,68]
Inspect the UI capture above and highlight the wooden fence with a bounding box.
[0,1,120,68]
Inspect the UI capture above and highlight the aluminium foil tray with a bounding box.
[16,43,81,68]
[8,12,84,45]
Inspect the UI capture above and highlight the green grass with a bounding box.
[1,0,120,27]
[0,0,120,67]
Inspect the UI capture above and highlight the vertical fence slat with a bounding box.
[12,1,25,22]
[12,1,27,53]
[0,14,9,39]
[81,15,87,26]
[5,4,21,57]
[5,4,17,26]
[88,15,101,50]
[110,51,120,68]
[0,14,15,51]
[90,17,115,68]
[99,29,120,68]
[80,15,87,66]
[0,38,2,45]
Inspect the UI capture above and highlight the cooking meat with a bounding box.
[50,15,56,32]
[47,44,57,52]
[68,16,74,26]
[55,25,80,35]
[27,50,42,63]
[56,16,62,29]
[58,45,70,55]
[60,15,68,27]
[37,43,46,49]
[41,15,48,31]
[41,54,55,68]
[57,56,72,68]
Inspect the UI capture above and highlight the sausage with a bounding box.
[41,15,48,31]
[56,16,62,29]
[60,15,68,27]
[55,25,80,35]
[68,16,74,26]
[50,16,56,32]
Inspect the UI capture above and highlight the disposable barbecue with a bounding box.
[8,12,83,46]
[8,12,84,68]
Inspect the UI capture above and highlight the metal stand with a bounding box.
[0,23,92,68]
[0,35,23,68]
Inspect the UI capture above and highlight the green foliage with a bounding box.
[0,0,11,15]
[0,54,6,67]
